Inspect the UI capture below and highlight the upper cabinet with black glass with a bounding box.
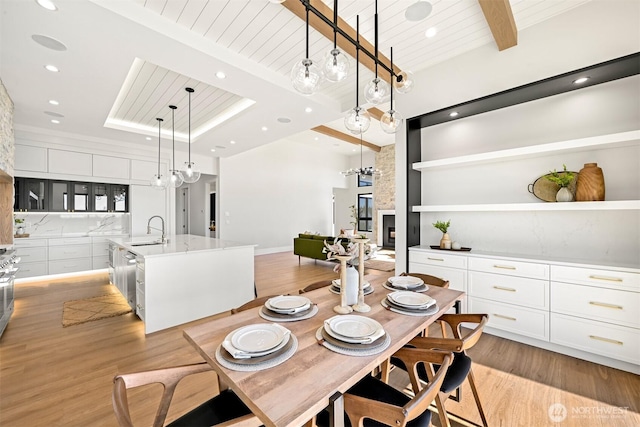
[94,183,128,213]
[14,178,47,212]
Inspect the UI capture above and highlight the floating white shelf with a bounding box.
[412,200,640,212]
[412,131,640,170]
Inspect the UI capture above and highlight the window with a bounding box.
[357,193,373,232]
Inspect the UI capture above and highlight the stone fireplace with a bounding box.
[377,210,395,249]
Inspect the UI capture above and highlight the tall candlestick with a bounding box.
[333,255,353,314]
[351,238,371,312]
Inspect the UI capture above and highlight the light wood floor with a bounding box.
[1,253,638,426]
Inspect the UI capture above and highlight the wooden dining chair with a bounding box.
[230,295,281,314]
[298,280,332,294]
[112,362,262,427]
[315,348,453,427]
[390,313,489,427]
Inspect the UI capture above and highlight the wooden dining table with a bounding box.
[182,275,465,427]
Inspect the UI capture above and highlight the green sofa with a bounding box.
[293,233,347,262]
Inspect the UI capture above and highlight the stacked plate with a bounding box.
[383,276,428,292]
[329,279,374,296]
[221,323,293,362]
[260,295,317,322]
[318,314,388,355]
[381,291,439,316]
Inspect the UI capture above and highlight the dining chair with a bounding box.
[230,295,281,314]
[315,348,453,427]
[298,280,332,294]
[390,313,489,427]
[112,362,262,427]
[400,272,450,289]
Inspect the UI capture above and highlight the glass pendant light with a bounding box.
[168,105,184,188]
[381,47,404,134]
[394,69,415,94]
[181,87,201,184]
[321,0,349,82]
[291,6,323,95]
[344,16,371,135]
[363,0,390,105]
[150,118,168,190]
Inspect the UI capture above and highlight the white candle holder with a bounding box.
[351,238,371,313]
[333,255,354,314]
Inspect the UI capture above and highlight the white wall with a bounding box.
[334,150,376,237]
[395,0,640,270]
[218,137,349,254]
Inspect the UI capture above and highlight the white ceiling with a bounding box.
[0,0,591,158]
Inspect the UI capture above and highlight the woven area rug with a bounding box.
[62,293,132,327]
[364,259,395,272]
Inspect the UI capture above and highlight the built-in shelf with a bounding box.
[412,200,640,212]
[412,131,640,170]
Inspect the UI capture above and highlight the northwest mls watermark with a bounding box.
[548,403,629,423]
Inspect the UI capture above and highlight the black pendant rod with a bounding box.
[169,105,177,172]
[332,0,338,48]
[355,15,359,107]
[306,6,310,58]
[300,0,398,81]
[374,0,378,79]
[390,47,394,111]
[156,118,163,177]
[186,87,194,164]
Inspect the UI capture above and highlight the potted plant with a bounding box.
[545,164,575,202]
[433,220,451,249]
[14,216,25,235]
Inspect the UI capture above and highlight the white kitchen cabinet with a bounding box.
[48,244,92,260]
[48,258,92,275]
[47,149,92,176]
[13,238,48,279]
[408,247,640,374]
[93,155,130,180]
[130,159,166,182]
[15,145,47,172]
[129,184,167,236]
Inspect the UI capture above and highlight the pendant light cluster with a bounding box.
[148,87,200,190]
[291,0,415,134]
[342,133,381,178]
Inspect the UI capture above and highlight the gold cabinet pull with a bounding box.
[589,301,623,310]
[588,275,623,283]
[427,257,444,262]
[589,335,623,346]
[493,286,516,292]
[494,313,516,321]
[493,264,516,270]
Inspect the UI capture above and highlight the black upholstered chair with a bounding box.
[315,348,453,427]
[390,313,489,427]
[112,362,262,427]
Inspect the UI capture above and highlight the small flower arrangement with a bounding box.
[545,164,575,188]
[14,215,24,225]
[433,220,450,234]
[323,237,375,272]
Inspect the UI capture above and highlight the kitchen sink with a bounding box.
[129,241,165,246]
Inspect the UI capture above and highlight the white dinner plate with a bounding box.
[325,315,382,339]
[230,323,287,353]
[267,295,310,310]
[332,279,371,289]
[387,276,424,288]
[387,291,435,308]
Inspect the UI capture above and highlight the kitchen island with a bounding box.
[110,234,255,334]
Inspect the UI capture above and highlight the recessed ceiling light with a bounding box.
[36,0,58,11]
[45,64,59,72]
[146,137,152,141]
[573,77,590,84]
[314,137,319,141]
[261,126,268,131]
[215,71,226,79]
[425,27,437,38]
[31,34,67,51]
[405,0,432,21]
[50,119,60,124]
[305,107,313,113]
[230,140,236,144]
[352,148,357,152]
[210,149,216,152]
[48,99,59,105]
[277,117,291,123]
[449,111,459,118]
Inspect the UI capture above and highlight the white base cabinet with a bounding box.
[409,247,640,374]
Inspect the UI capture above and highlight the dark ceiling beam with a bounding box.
[312,125,381,152]
[478,0,518,51]
[282,0,400,85]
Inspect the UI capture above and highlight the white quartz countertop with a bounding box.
[110,234,256,258]
[409,245,640,271]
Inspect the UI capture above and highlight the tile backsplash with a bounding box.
[13,213,130,237]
